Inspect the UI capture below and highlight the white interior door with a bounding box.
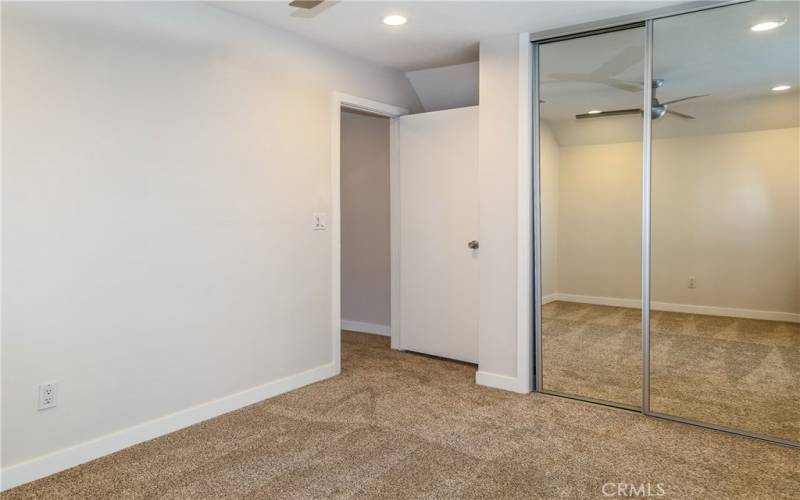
[396,106,479,363]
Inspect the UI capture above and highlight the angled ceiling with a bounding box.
[211,1,684,71]
[405,62,478,112]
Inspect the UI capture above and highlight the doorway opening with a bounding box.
[331,93,480,372]
[340,107,392,349]
[330,93,407,375]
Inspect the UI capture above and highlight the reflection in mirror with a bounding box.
[539,27,643,408]
[650,1,800,442]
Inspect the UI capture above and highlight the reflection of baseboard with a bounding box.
[341,320,390,336]
[548,293,800,324]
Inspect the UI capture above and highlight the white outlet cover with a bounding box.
[38,381,58,410]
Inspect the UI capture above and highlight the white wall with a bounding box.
[553,128,799,315]
[556,141,643,301]
[477,35,520,381]
[651,128,799,314]
[340,111,390,330]
[1,0,421,479]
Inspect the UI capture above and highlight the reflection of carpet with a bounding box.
[6,331,799,499]
[542,301,800,442]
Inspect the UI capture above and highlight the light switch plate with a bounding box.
[313,212,327,231]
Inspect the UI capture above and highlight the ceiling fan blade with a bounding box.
[575,108,642,119]
[667,110,696,120]
[660,94,710,106]
[289,0,324,8]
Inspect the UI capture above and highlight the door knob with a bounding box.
[468,240,480,249]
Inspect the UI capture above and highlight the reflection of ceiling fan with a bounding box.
[575,79,709,120]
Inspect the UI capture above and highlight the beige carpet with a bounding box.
[4,331,798,499]
[542,301,800,442]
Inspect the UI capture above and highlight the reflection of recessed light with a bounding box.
[750,19,786,32]
[587,110,602,114]
[772,84,791,91]
[382,15,407,26]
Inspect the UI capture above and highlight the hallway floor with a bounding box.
[5,331,798,499]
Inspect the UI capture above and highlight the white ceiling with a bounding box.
[210,1,798,142]
[212,1,684,71]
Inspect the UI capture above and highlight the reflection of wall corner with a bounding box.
[542,294,558,305]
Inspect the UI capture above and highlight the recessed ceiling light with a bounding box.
[750,19,786,32]
[587,110,602,114]
[772,84,791,91]
[382,15,407,26]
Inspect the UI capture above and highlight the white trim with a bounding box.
[331,97,342,375]
[331,92,408,365]
[0,363,337,492]
[476,370,528,393]
[335,93,407,119]
[341,320,390,336]
[551,293,800,323]
[389,119,402,350]
[542,293,557,305]
[515,33,534,394]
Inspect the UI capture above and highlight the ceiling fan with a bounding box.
[575,79,709,120]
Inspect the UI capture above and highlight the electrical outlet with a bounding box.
[38,381,58,410]
[688,276,696,289]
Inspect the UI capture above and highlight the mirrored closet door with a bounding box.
[649,0,799,444]
[534,0,799,446]
[538,26,644,409]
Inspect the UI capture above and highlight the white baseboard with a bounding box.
[541,293,557,305]
[1,362,338,492]
[552,293,800,323]
[341,320,390,336]
[476,371,528,394]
